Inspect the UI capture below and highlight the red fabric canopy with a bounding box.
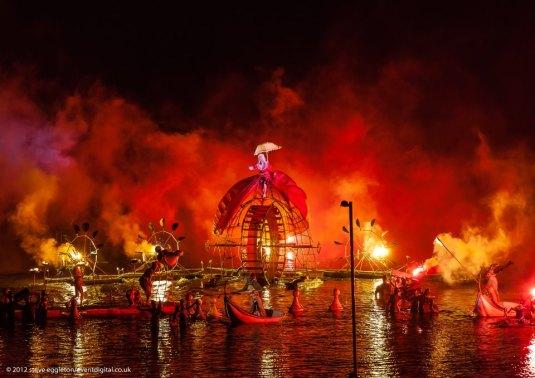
[213,170,308,234]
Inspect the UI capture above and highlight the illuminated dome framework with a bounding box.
[206,173,320,279]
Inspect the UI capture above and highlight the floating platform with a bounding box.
[44,269,209,285]
[320,270,389,279]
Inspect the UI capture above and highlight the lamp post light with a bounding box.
[340,200,357,377]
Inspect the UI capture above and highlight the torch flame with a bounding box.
[412,265,425,277]
[371,244,389,259]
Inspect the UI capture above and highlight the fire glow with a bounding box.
[0,63,532,275]
[371,245,389,260]
[412,266,425,277]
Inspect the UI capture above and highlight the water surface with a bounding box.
[1,278,534,377]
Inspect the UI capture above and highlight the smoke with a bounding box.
[0,51,533,277]
[430,137,534,283]
[434,191,527,284]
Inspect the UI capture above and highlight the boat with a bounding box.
[14,302,177,320]
[474,291,518,317]
[224,295,284,325]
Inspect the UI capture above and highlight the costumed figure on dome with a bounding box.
[249,153,270,198]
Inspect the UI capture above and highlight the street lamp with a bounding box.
[340,200,357,377]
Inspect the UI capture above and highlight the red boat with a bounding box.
[15,302,177,320]
[224,295,284,325]
[474,291,518,317]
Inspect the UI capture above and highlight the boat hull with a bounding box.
[224,296,284,325]
[474,292,518,317]
[15,303,176,320]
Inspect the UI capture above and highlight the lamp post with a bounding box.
[340,200,357,377]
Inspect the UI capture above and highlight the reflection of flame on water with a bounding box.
[151,280,172,302]
[527,338,535,376]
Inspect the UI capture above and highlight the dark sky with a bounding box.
[1,1,534,147]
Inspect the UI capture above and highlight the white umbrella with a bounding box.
[254,142,282,156]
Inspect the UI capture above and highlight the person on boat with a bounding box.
[375,275,393,304]
[139,262,159,303]
[249,153,270,198]
[169,301,182,327]
[151,300,162,333]
[126,287,141,306]
[240,273,263,292]
[529,298,535,321]
[72,264,85,305]
[36,290,48,326]
[183,292,205,321]
[67,296,81,321]
[0,288,7,327]
[21,289,35,323]
[3,289,15,327]
[512,301,528,324]
[250,290,267,316]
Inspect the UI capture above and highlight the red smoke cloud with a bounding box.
[0,60,533,280]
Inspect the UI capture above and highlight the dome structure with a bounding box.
[206,168,319,280]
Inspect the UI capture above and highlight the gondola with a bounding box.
[224,295,284,325]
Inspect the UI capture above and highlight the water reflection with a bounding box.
[526,337,535,377]
[2,279,535,375]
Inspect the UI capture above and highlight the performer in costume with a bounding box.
[484,261,513,311]
[249,153,270,197]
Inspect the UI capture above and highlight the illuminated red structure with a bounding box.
[206,161,319,279]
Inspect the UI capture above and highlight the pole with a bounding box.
[347,202,357,377]
[436,237,479,284]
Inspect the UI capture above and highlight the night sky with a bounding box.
[0,1,534,279]
[1,2,533,142]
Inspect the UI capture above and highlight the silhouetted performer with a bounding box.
[73,265,84,304]
[36,291,48,326]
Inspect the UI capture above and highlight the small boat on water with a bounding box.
[224,295,284,325]
[474,291,518,317]
[15,302,177,320]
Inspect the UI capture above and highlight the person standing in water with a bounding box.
[375,275,392,304]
